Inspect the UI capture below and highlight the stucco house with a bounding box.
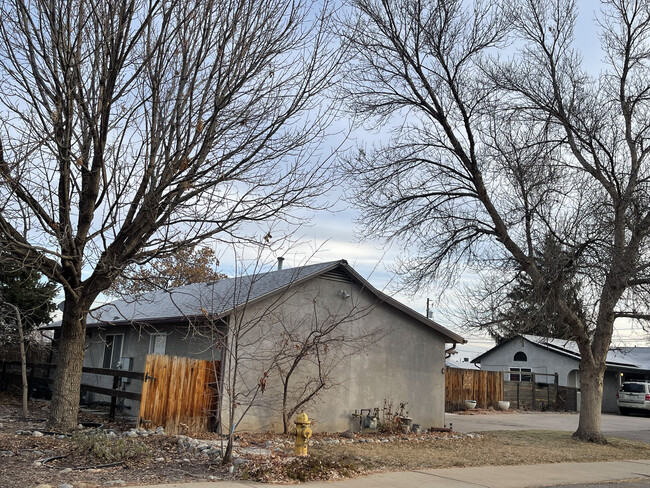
[472,334,650,413]
[52,259,464,432]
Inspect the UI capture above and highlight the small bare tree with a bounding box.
[271,299,379,434]
[0,0,341,430]
[339,0,650,443]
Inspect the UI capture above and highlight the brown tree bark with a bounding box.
[574,360,607,443]
[48,298,89,431]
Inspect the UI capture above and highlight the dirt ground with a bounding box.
[2,396,649,488]
[0,398,235,487]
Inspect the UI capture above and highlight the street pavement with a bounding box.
[446,411,650,444]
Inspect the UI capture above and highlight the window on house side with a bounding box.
[514,351,527,361]
[510,367,532,382]
[102,334,123,369]
[149,333,167,355]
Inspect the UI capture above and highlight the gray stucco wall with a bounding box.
[225,274,450,433]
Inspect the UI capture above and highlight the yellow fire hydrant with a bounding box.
[293,411,312,456]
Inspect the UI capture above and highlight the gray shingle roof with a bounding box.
[87,260,342,325]
[48,259,464,344]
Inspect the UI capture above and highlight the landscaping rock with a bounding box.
[58,483,74,488]
[233,458,250,467]
[35,484,53,488]
[238,447,271,456]
[340,430,355,439]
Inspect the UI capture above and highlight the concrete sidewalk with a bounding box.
[125,459,650,488]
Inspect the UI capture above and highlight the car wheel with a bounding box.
[619,408,629,416]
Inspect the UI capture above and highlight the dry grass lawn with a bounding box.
[242,431,650,482]
[311,431,650,470]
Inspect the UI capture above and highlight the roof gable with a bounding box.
[473,334,650,370]
[68,259,464,344]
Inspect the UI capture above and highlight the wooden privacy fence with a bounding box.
[138,354,220,435]
[504,372,559,410]
[445,369,572,412]
[445,368,503,411]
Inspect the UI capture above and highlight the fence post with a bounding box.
[516,382,520,409]
[531,373,536,410]
[109,375,119,420]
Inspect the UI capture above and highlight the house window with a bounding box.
[102,334,123,369]
[510,367,532,382]
[149,333,167,355]
[514,351,527,362]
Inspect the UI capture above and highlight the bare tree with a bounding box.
[0,301,28,418]
[0,0,341,430]
[339,0,650,443]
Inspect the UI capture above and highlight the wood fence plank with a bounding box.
[137,354,220,435]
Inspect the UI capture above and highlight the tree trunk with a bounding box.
[283,410,289,435]
[48,298,88,431]
[573,359,607,443]
[9,303,29,419]
[223,438,234,464]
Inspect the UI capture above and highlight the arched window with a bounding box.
[514,351,527,362]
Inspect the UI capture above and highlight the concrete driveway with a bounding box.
[446,412,650,444]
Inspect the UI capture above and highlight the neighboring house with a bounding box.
[472,334,650,413]
[48,259,465,432]
[445,358,481,370]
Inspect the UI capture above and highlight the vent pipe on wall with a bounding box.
[277,256,285,270]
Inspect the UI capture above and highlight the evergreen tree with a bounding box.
[0,267,57,342]
[491,236,585,343]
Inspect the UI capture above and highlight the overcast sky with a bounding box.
[208,0,650,361]
[74,1,650,362]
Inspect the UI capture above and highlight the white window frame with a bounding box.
[149,333,167,355]
[102,334,124,370]
[509,367,532,382]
